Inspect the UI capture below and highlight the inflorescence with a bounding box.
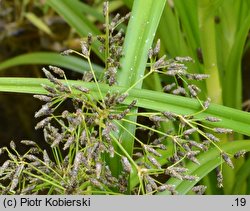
[0,1,245,195]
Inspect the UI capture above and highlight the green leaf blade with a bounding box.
[0,77,250,137]
[0,52,103,75]
[157,140,250,195]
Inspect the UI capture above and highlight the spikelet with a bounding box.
[121,156,132,173]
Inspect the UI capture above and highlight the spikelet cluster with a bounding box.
[0,1,245,195]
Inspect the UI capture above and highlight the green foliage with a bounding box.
[0,52,103,75]
[0,0,250,195]
[0,77,250,137]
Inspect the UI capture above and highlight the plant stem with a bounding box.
[198,0,222,104]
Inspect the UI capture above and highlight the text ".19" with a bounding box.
[233,198,246,207]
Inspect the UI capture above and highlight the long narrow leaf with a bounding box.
[232,157,250,194]
[46,0,103,60]
[0,52,103,75]
[0,77,249,137]
[114,0,166,180]
[117,0,166,155]
[25,12,54,36]
[119,0,166,87]
[157,140,250,195]
[223,14,250,108]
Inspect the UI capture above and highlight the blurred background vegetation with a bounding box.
[0,0,250,194]
[0,0,128,145]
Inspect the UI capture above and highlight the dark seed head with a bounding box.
[42,68,62,86]
[145,175,157,190]
[21,140,37,146]
[34,104,52,118]
[186,151,200,165]
[203,97,211,109]
[148,48,153,59]
[90,178,104,190]
[153,55,166,69]
[143,145,162,157]
[63,136,75,150]
[61,49,74,56]
[216,167,223,188]
[162,111,177,120]
[121,156,132,173]
[183,128,197,136]
[72,84,90,93]
[35,117,52,130]
[175,56,193,62]
[221,152,234,169]
[213,128,233,134]
[43,150,50,165]
[41,84,57,94]
[205,116,221,122]
[182,175,199,181]
[234,150,246,159]
[87,33,93,46]
[103,1,109,17]
[10,141,16,150]
[192,185,207,195]
[33,95,52,102]
[153,39,161,56]
[165,168,183,180]
[80,40,89,57]
[205,133,220,142]
[145,183,153,193]
[49,66,65,77]
[0,160,11,176]
[116,93,129,104]
[147,155,161,169]
[95,162,102,179]
[172,86,187,96]
[163,83,176,92]
[169,167,188,173]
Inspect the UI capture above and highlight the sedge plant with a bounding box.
[0,0,250,195]
[156,0,250,194]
